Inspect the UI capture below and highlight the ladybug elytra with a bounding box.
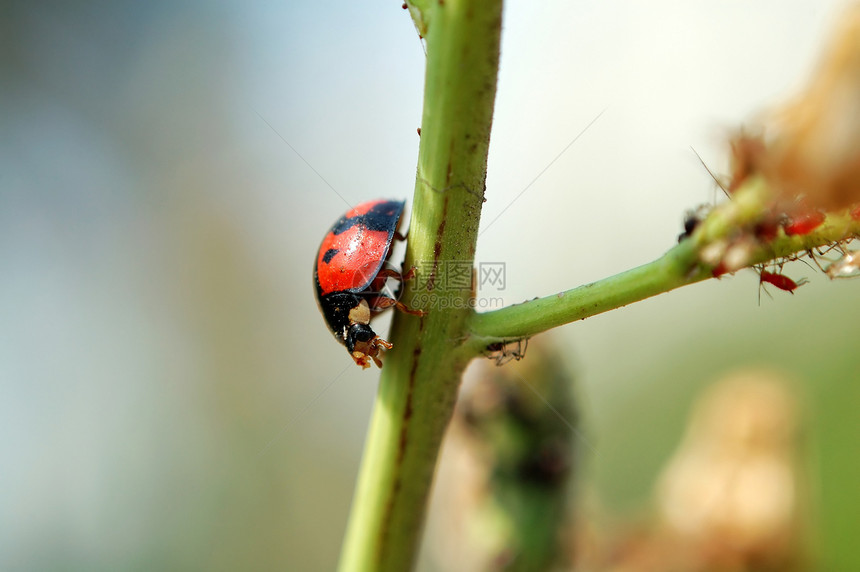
[314,199,424,369]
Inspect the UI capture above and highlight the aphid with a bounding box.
[783,210,826,236]
[759,270,805,293]
[754,213,782,242]
[314,199,424,368]
[484,338,529,366]
[678,207,708,243]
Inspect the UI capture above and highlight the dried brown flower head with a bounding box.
[731,5,860,211]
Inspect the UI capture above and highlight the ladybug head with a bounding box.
[346,323,393,369]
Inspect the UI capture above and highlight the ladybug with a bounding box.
[314,199,424,369]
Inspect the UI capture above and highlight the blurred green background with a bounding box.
[2,1,857,570]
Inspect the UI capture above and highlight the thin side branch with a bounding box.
[470,178,859,344]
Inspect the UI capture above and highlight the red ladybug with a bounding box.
[314,199,423,369]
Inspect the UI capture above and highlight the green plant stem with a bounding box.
[471,178,860,343]
[337,1,502,571]
[470,240,707,342]
[337,3,860,569]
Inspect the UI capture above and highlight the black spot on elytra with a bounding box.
[329,201,404,235]
[322,248,339,264]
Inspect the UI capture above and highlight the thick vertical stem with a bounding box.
[337,1,503,571]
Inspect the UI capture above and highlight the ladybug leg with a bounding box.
[371,268,403,282]
[370,337,394,367]
[400,265,418,281]
[368,266,420,293]
[352,336,394,369]
[370,266,418,283]
[347,320,395,369]
[366,267,425,316]
[393,230,408,241]
[368,268,406,293]
[368,295,426,316]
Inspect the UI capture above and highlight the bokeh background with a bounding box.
[2,1,858,569]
